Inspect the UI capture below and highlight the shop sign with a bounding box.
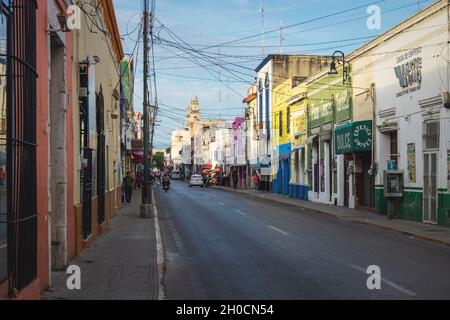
[407,143,416,183]
[447,150,450,191]
[394,47,422,97]
[335,121,372,155]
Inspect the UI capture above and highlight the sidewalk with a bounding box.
[42,193,158,300]
[215,186,450,247]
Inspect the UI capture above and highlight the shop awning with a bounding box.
[334,120,373,155]
[131,151,144,164]
[203,163,213,170]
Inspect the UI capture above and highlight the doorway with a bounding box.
[423,152,437,224]
[344,155,352,208]
[49,33,67,270]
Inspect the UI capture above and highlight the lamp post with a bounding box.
[329,50,349,84]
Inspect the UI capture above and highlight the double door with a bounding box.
[423,152,437,224]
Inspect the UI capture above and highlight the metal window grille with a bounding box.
[97,87,106,225]
[424,121,439,150]
[6,0,38,293]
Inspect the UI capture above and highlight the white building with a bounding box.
[370,0,450,226]
[171,130,190,172]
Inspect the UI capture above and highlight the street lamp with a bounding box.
[329,50,349,83]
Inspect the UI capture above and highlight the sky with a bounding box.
[113,0,436,149]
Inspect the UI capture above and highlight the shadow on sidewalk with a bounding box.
[42,193,158,300]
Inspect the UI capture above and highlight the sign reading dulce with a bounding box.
[335,121,373,155]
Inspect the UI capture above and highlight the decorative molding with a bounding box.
[419,95,442,109]
[378,107,396,119]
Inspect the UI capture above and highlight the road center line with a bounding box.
[218,202,225,206]
[349,264,417,297]
[235,209,247,216]
[268,225,290,236]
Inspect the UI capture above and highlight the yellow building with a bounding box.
[272,78,308,199]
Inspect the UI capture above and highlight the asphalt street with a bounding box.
[155,181,450,300]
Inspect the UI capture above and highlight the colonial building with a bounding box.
[72,0,124,256]
[120,57,135,180]
[171,130,190,172]
[263,55,332,196]
[243,84,258,189]
[368,0,450,226]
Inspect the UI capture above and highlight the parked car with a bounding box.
[189,174,204,188]
[171,171,181,180]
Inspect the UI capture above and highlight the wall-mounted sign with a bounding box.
[394,47,422,98]
[407,143,416,183]
[447,150,450,192]
[334,121,373,155]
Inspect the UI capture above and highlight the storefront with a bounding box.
[307,71,339,205]
[335,121,374,209]
[289,87,308,200]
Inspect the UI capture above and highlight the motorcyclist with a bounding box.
[162,173,171,189]
[155,170,162,187]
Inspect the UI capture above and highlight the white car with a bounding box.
[171,171,181,180]
[189,174,204,188]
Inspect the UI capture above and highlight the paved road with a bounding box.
[156,181,450,300]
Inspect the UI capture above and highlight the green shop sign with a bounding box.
[335,121,372,155]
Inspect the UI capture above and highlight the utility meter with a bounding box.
[384,170,404,198]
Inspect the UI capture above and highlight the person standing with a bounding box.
[123,171,134,204]
[232,168,238,190]
[252,171,260,192]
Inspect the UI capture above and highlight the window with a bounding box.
[279,111,283,136]
[424,121,440,150]
[258,79,263,124]
[287,107,291,135]
[265,74,270,138]
[5,0,38,292]
[390,131,398,161]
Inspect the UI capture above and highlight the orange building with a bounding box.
[0,0,123,300]
[0,0,74,299]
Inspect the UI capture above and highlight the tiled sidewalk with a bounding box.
[215,186,450,247]
[42,193,158,300]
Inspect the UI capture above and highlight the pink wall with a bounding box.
[36,0,74,295]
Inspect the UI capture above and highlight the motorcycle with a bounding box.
[162,181,170,192]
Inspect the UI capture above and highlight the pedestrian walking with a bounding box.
[135,171,142,190]
[122,171,134,204]
[232,168,238,190]
[252,171,260,192]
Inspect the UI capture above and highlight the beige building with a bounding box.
[72,0,124,252]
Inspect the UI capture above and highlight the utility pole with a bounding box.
[260,0,265,57]
[141,0,153,217]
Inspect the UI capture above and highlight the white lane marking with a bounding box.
[349,264,417,297]
[152,192,167,300]
[0,244,6,250]
[268,225,290,236]
[218,202,225,206]
[235,209,247,216]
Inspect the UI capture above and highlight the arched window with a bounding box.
[258,79,263,124]
[264,74,270,138]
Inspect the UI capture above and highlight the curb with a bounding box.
[352,220,450,247]
[214,187,450,248]
[213,186,339,220]
[151,191,167,300]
